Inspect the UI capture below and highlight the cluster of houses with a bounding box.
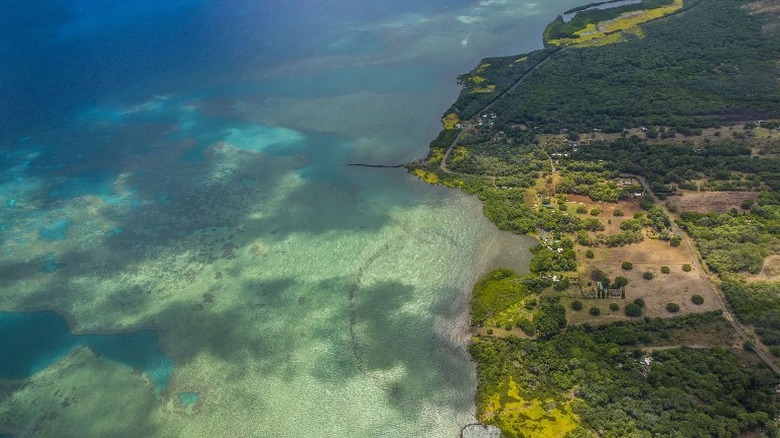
[476,112,498,128]
[615,177,645,198]
[538,231,567,254]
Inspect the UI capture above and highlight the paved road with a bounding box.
[623,173,780,376]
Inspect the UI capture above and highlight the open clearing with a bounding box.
[671,190,759,213]
[560,196,720,324]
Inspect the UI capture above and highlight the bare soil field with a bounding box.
[557,196,721,324]
[571,238,719,323]
[670,190,759,214]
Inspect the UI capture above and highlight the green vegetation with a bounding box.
[723,278,780,357]
[678,209,780,275]
[572,137,780,195]
[421,3,780,436]
[496,0,780,133]
[471,269,535,327]
[544,0,675,42]
[530,241,577,273]
[446,49,556,121]
[469,313,778,438]
[625,302,642,317]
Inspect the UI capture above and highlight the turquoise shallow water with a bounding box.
[0,311,173,391]
[0,0,584,436]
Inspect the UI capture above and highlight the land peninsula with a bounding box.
[412,0,780,436]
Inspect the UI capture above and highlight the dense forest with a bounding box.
[570,135,780,195]
[470,313,779,438]
[492,0,780,132]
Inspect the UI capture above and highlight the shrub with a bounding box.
[613,276,629,288]
[571,300,583,311]
[643,271,655,280]
[590,208,600,216]
[622,261,633,270]
[486,328,494,335]
[585,249,594,259]
[682,264,692,272]
[625,303,642,317]
[609,303,619,311]
[634,298,645,308]
[613,209,624,217]
[691,294,704,305]
[589,307,601,316]
[576,205,588,214]
[661,266,670,274]
[666,303,680,313]
[670,236,682,247]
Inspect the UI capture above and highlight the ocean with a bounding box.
[0,0,580,436]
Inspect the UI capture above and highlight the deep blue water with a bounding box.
[0,0,580,435]
[0,0,473,140]
[0,311,174,391]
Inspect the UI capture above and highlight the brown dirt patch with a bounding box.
[746,1,780,15]
[670,191,759,214]
[571,238,720,323]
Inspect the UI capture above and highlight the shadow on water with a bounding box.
[0,311,174,392]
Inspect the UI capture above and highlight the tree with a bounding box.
[666,303,680,313]
[590,307,601,316]
[682,264,692,272]
[590,208,601,216]
[670,236,682,247]
[613,276,629,288]
[571,300,583,311]
[625,303,642,317]
[609,303,620,311]
[622,261,634,270]
[643,271,655,280]
[691,295,704,305]
[661,266,671,274]
[613,209,624,217]
[585,249,595,259]
[634,298,645,308]
[591,269,610,285]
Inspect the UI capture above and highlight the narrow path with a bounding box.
[622,173,780,376]
[440,51,560,174]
